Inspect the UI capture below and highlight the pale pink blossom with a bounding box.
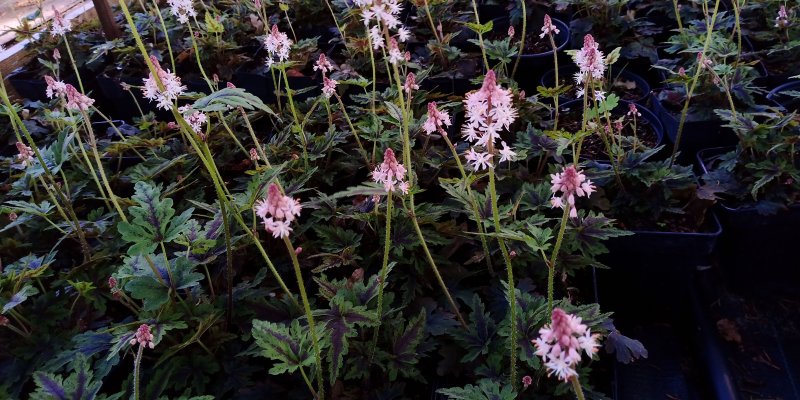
[179,105,207,138]
[572,34,606,100]
[369,26,385,49]
[461,70,518,166]
[44,75,67,99]
[249,148,260,161]
[508,25,515,38]
[16,142,35,167]
[50,7,71,37]
[388,38,403,65]
[142,56,186,110]
[167,0,196,24]
[264,25,292,69]
[65,84,94,111]
[550,165,595,218]
[540,14,560,38]
[52,49,61,61]
[354,0,403,30]
[372,148,408,193]
[314,53,333,75]
[397,26,411,42]
[130,324,155,349]
[322,76,338,98]
[697,52,714,70]
[464,148,493,171]
[498,141,516,164]
[533,308,599,382]
[422,102,451,135]
[254,183,302,238]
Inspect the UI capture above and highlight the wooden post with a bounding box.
[92,0,121,39]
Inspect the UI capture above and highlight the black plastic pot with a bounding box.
[540,66,651,104]
[651,91,737,166]
[596,211,722,313]
[697,147,800,289]
[766,80,800,112]
[7,66,84,103]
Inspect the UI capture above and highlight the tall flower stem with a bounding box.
[381,28,467,328]
[487,143,517,390]
[438,129,494,275]
[333,93,370,167]
[187,21,214,91]
[469,0,491,71]
[79,109,128,220]
[547,206,570,314]
[369,191,393,362]
[548,31,561,131]
[669,0,722,167]
[133,345,144,400]
[511,0,527,80]
[152,0,176,71]
[283,237,324,400]
[279,67,310,169]
[62,39,84,93]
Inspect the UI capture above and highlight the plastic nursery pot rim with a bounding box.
[540,66,652,104]
[766,80,800,110]
[558,99,665,149]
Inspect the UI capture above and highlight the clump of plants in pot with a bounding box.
[655,19,764,165]
[740,0,800,90]
[698,108,800,288]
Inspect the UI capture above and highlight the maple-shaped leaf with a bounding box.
[251,319,321,376]
[437,379,516,400]
[118,181,194,255]
[30,355,102,400]
[450,294,496,362]
[386,309,427,380]
[315,296,377,383]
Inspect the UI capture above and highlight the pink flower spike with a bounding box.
[572,34,605,89]
[142,56,186,110]
[314,53,333,75]
[254,183,302,238]
[522,375,532,389]
[540,14,560,38]
[508,25,515,38]
[44,75,67,99]
[533,308,600,382]
[403,72,419,95]
[322,76,338,98]
[627,103,641,117]
[264,25,292,68]
[51,7,71,36]
[372,148,408,194]
[423,102,452,135]
[776,5,790,29]
[130,324,155,349]
[550,165,595,218]
[16,142,35,167]
[64,84,94,111]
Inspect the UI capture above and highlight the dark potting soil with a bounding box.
[552,73,647,102]
[560,109,659,160]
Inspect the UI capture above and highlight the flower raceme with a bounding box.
[254,183,302,239]
[65,84,94,111]
[179,105,208,139]
[130,324,155,349]
[572,34,606,100]
[44,75,67,99]
[422,102,451,135]
[50,7,71,37]
[142,56,187,110]
[533,308,600,382]
[550,165,596,218]
[461,70,518,171]
[167,0,196,24]
[16,142,35,167]
[373,148,409,194]
[540,14,560,38]
[355,0,403,30]
[264,25,292,69]
[776,5,791,29]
